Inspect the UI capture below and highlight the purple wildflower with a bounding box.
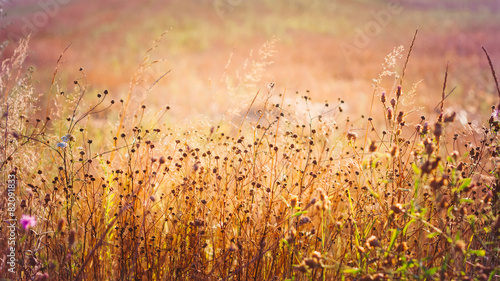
[20,215,36,230]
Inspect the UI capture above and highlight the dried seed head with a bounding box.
[387,107,393,120]
[150,195,156,202]
[347,132,357,142]
[20,199,27,209]
[57,218,66,233]
[451,151,459,162]
[290,195,298,208]
[309,198,317,205]
[366,235,380,248]
[44,193,51,204]
[28,256,37,266]
[444,112,456,123]
[159,156,166,164]
[396,85,402,98]
[390,146,399,157]
[390,97,396,107]
[433,122,442,140]
[369,140,377,152]
[299,216,311,225]
[68,229,76,247]
[397,111,404,124]
[422,122,429,134]
[415,124,422,133]
[380,92,386,103]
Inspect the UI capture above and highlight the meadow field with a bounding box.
[1,0,500,280]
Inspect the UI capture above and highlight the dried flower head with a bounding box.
[390,97,396,107]
[396,85,402,98]
[387,107,393,120]
[347,132,357,142]
[390,146,399,157]
[422,122,429,134]
[415,124,422,133]
[397,111,404,124]
[299,216,311,225]
[444,112,456,123]
[68,229,76,247]
[28,256,37,266]
[369,140,377,152]
[290,194,298,208]
[159,156,166,164]
[433,122,442,140]
[57,218,66,233]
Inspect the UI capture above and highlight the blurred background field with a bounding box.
[2,1,500,280]
[1,0,500,123]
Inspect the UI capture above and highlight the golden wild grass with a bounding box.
[1,35,500,281]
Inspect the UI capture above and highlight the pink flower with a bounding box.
[20,215,36,230]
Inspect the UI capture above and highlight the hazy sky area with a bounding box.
[1,0,500,123]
